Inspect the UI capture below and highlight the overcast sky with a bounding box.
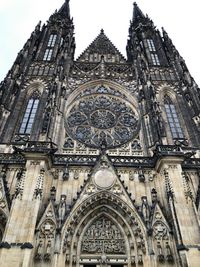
[0,0,199,84]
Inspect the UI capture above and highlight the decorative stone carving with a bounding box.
[157,243,165,263]
[33,168,45,199]
[34,240,43,261]
[112,183,122,195]
[138,168,145,182]
[64,137,74,149]
[73,170,79,180]
[86,184,95,195]
[63,165,69,180]
[35,201,57,262]
[0,168,9,239]
[94,169,116,189]
[131,139,142,151]
[163,169,174,198]
[81,217,125,254]
[153,221,168,241]
[58,195,67,227]
[65,85,139,149]
[182,172,193,201]
[166,242,174,263]
[129,171,135,181]
[141,197,150,223]
[44,240,52,261]
[39,220,56,239]
[14,168,26,199]
[151,205,176,264]
[0,169,9,215]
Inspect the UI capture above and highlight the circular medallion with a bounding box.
[94,169,116,188]
[65,85,140,149]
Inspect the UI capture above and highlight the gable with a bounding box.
[77,29,126,63]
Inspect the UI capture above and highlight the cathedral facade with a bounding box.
[0,1,200,266]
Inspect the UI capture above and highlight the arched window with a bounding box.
[43,34,57,61]
[19,92,40,134]
[146,38,160,66]
[164,96,184,139]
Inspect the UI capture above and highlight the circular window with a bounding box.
[65,85,140,149]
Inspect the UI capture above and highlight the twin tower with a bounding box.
[0,1,200,267]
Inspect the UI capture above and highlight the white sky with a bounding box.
[0,0,200,84]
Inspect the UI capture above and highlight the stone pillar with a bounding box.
[156,157,200,267]
[0,153,50,267]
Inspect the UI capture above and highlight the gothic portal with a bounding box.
[0,1,200,267]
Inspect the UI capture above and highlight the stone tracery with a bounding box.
[65,85,139,149]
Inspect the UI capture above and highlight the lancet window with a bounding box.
[164,96,184,139]
[147,39,156,52]
[146,38,160,66]
[151,53,160,66]
[43,34,57,61]
[19,92,40,134]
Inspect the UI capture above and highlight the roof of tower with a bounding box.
[132,2,145,22]
[77,29,126,63]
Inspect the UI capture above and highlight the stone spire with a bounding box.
[132,2,145,22]
[58,0,71,18]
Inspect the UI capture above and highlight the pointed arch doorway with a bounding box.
[62,192,147,267]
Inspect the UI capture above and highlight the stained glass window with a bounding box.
[151,53,160,66]
[146,39,160,66]
[164,96,184,139]
[43,34,57,61]
[47,34,57,47]
[147,39,156,52]
[19,96,39,134]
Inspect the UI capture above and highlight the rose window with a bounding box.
[90,110,116,129]
[65,86,140,149]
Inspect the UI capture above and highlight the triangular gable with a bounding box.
[69,153,134,211]
[77,29,126,63]
[150,203,171,240]
[37,200,57,230]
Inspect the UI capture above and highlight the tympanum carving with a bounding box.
[81,217,125,254]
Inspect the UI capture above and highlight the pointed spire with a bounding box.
[59,0,70,18]
[132,2,145,22]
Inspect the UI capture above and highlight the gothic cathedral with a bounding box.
[0,1,200,267]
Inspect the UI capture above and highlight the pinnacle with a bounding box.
[132,1,145,22]
[58,0,70,17]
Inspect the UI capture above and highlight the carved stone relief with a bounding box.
[152,209,175,264]
[14,168,26,199]
[34,202,57,262]
[81,217,125,254]
[33,168,45,199]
